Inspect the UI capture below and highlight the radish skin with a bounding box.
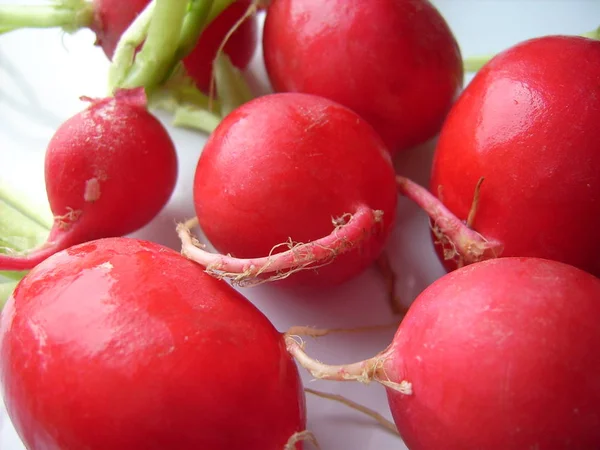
[262,0,464,154]
[0,237,307,450]
[0,89,178,271]
[419,35,600,277]
[0,0,258,95]
[184,92,398,286]
[287,257,600,449]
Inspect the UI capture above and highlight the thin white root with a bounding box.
[285,336,413,395]
[284,430,321,450]
[304,387,399,436]
[286,322,401,339]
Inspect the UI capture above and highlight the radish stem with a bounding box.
[0,0,94,33]
[108,0,156,92]
[396,176,503,265]
[172,106,221,133]
[206,0,236,23]
[116,0,190,90]
[176,0,219,59]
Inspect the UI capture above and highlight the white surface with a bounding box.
[0,1,598,449]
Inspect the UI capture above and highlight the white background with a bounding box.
[1,1,599,449]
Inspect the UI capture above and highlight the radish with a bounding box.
[261,0,464,154]
[0,237,308,449]
[0,0,258,94]
[287,257,600,449]
[395,35,600,277]
[0,88,177,271]
[177,92,398,286]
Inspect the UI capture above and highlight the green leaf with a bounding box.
[213,53,254,117]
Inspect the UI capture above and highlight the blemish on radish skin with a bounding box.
[98,262,113,271]
[84,178,101,202]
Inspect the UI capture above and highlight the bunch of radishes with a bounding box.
[1,0,599,449]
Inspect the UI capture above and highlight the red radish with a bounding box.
[287,257,600,449]
[396,35,600,277]
[94,0,259,94]
[0,88,177,271]
[261,0,464,154]
[0,237,307,450]
[0,0,258,94]
[177,92,398,286]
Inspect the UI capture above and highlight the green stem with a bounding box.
[172,106,222,133]
[176,0,215,60]
[118,0,189,90]
[0,0,94,34]
[463,55,493,73]
[107,0,156,92]
[150,82,221,112]
[581,26,600,40]
[206,0,235,23]
[0,25,19,34]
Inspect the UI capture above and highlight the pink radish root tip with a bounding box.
[396,176,504,266]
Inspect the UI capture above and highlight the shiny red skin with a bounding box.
[193,92,398,286]
[430,35,600,277]
[384,257,600,449]
[91,0,258,93]
[0,238,306,450]
[262,0,464,154]
[45,89,177,246]
[182,1,259,94]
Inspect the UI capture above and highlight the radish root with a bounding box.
[284,430,321,450]
[396,175,503,266]
[304,388,399,436]
[286,321,400,339]
[285,335,413,395]
[177,205,384,286]
[376,252,407,315]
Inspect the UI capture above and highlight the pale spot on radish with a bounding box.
[84,177,101,202]
[98,261,113,270]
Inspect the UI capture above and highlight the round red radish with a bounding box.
[262,0,464,154]
[91,0,258,93]
[181,0,259,94]
[287,257,600,449]
[0,237,307,450]
[427,35,600,277]
[0,88,177,271]
[181,92,398,286]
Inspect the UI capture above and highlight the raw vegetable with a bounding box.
[0,237,308,449]
[0,88,178,271]
[397,35,600,277]
[262,0,464,154]
[0,0,258,94]
[287,257,600,449]
[178,92,398,286]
